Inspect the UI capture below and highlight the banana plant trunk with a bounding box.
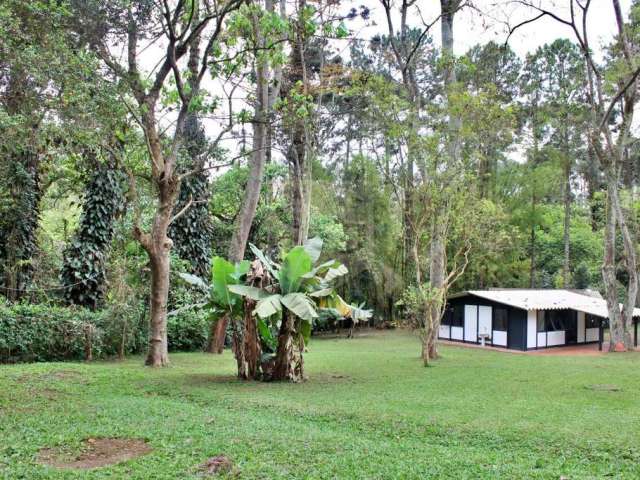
[273,310,303,382]
[233,299,262,380]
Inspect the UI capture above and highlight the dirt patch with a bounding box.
[586,384,621,392]
[38,438,152,469]
[197,455,234,476]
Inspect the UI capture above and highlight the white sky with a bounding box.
[348,0,630,57]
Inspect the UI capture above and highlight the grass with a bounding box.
[1,330,640,479]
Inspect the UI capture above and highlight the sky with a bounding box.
[347,0,630,57]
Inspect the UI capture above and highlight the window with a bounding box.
[493,308,508,331]
[451,305,464,327]
[538,310,571,332]
[442,306,453,326]
[586,314,601,329]
[537,311,546,332]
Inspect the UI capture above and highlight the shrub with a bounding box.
[0,302,151,363]
[0,303,106,363]
[167,309,210,352]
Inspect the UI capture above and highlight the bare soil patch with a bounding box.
[38,437,152,469]
[197,455,234,476]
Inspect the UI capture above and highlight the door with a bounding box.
[565,311,577,344]
[464,305,478,342]
[507,310,526,350]
[478,306,492,340]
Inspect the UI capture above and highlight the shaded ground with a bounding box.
[1,330,639,479]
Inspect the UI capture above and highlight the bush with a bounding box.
[0,302,153,363]
[0,303,106,363]
[167,308,210,352]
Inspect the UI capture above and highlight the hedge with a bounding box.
[0,301,211,363]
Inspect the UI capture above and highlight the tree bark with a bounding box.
[427,217,446,361]
[273,310,303,382]
[562,157,571,287]
[207,313,228,354]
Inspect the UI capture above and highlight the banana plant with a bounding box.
[179,257,249,354]
[229,238,349,381]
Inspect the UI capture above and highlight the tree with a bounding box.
[510,0,640,351]
[77,0,243,365]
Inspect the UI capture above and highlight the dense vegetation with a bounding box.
[2,0,640,371]
[1,331,640,478]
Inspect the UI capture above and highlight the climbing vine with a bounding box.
[60,159,125,309]
[168,115,213,278]
[0,148,42,300]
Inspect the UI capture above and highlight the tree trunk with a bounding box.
[602,186,623,351]
[273,310,303,382]
[141,175,179,367]
[146,247,171,366]
[207,313,228,354]
[562,156,571,287]
[427,218,446,361]
[607,177,638,350]
[233,299,261,380]
[228,9,270,262]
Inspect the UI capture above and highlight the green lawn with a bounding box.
[1,330,640,479]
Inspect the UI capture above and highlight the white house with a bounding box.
[439,289,640,351]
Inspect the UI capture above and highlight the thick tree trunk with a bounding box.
[233,299,262,380]
[602,187,623,351]
[607,177,638,350]
[141,175,179,367]
[146,248,171,366]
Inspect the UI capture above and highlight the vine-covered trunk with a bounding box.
[2,148,41,301]
[273,310,303,382]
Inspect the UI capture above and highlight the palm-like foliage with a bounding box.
[229,238,368,381]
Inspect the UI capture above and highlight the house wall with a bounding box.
[442,295,522,349]
[442,294,607,351]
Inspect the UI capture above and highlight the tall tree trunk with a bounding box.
[562,155,571,287]
[426,216,446,362]
[606,175,638,350]
[424,0,462,362]
[602,185,623,351]
[286,0,312,246]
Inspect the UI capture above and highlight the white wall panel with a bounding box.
[547,330,566,346]
[527,310,537,349]
[439,325,450,339]
[537,332,547,348]
[586,328,599,342]
[451,326,464,340]
[464,305,478,342]
[577,312,585,343]
[493,330,507,346]
[478,306,492,337]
